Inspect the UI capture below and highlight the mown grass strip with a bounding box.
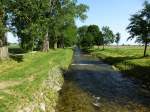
[0,48,73,112]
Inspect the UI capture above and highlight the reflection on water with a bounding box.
[57,48,150,112]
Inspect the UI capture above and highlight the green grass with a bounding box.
[90,46,150,87]
[0,49,73,112]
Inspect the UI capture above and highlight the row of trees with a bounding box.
[0,0,89,51]
[77,25,121,49]
[1,0,149,57]
[77,1,150,57]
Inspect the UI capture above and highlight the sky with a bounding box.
[76,0,149,45]
[8,0,150,44]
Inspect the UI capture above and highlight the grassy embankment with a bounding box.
[0,48,73,112]
[90,46,150,88]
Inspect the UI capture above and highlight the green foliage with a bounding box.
[6,0,88,51]
[87,25,103,46]
[102,26,115,45]
[77,25,88,45]
[77,25,103,47]
[127,1,150,56]
[84,33,94,47]
[115,32,121,45]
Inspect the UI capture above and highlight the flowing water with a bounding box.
[56,48,150,112]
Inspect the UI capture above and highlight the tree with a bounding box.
[0,1,7,47]
[77,26,88,47]
[77,25,103,48]
[102,26,115,50]
[115,32,121,46]
[127,1,150,57]
[96,31,103,48]
[77,25,94,48]
[87,25,103,47]
[6,0,52,51]
[51,0,88,49]
[6,0,89,51]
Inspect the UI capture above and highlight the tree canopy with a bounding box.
[115,32,121,46]
[127,1,150,56]
[77,25,115,48]
[5,0,89,51]
[101,26,114,49]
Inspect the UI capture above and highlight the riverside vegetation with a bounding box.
[0,48,73,112]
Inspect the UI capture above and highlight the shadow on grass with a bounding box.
[102,56,143,65]
[96,56,150,88]
[9,54,24,62]
[85,48,150,89]
[9,48,26,62]
[9,47,26,54]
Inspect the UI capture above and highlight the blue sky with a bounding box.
[76,0,149,45]
[8,0,149,44]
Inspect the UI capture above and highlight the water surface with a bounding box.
[57,48,150,112]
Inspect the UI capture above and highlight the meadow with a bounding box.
[0,48,73,112]
[90,46,150,88]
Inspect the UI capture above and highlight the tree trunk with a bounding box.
[42,32,49,52]
[0,34,9,59]
[0,39,3,47]
[102,44,105,50]
[0,46,9,59]
[62,36,65,48]
[31,37,34,51]
[102,38,105,50]
[144,39,148,57]
[54,41,57,49]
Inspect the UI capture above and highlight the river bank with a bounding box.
[0,49,73,112]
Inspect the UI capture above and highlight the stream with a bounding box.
[56,48,150,112]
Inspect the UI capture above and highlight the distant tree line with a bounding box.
[77,25,121,49]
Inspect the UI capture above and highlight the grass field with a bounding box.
[90,46,150,88]
[0,49,73,112]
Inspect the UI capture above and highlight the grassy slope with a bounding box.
[0,49,73,112]
[90,46,150,87]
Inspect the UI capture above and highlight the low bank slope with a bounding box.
[0,49,73,112]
